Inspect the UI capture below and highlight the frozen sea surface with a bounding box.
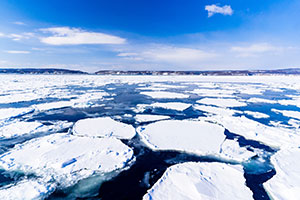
[0,75,299,199]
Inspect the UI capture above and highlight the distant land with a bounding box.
[0,68,87,74]
[1,68,300,75]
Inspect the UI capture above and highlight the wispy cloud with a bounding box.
[39,27,126,45]
[4,50,30,54]
[231,43,283,57]
[0,32,4,37]
[13,21,26,25]
[205,4,233,17]
[118,45,216,64]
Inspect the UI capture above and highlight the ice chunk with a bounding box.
[0,133,134,188]
[137,120,225,156]
[0,121,43,138]
[207,115,300,148]
[143,162,253,200]
[244,111,269,119]
[272,109,300,120]
[0,179,55,200]
[136,102,191,112]
[264,148,300,200]
[193,105,241,116]
[140,91,189,99]
[0,107,34,121]
[190,88,235,98]
[73,117,136,139]
[33,101,73,111]
[135,114,170,123]
[0,120,72,139]
[220,139,256,162]
[197,98,247,108]
[247,98,277,104]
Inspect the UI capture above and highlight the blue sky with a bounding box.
[0,0,300,72]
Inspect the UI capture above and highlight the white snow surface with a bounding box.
[143,162,253,200]
[264,148,300,200]
[244,111,269,119]
[197,98,247,108]
[0,133,134,189]
[220,139,256,162]
[140,91,189,99]
[137,120,226,156]
[272,109,300,120]
[0,179,55,200]
[72,117,136,139]
[134,114,170,123]
[135,102,191,112]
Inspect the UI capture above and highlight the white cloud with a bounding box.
[0,32,4,37]
[205,4,233,17]
[4,50,30,54]
[13,21,26,25]
[39,27,126,45]
[231,43,282,57]
[118,46,216,64]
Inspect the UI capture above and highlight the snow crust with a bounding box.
[0,179,55,200]
[264,148,300,200]
[137,120,226,156]
[244,111,269,119]
[143,162,253,200]
[197,98,247,108]
[140,91,189,99]
[72,117,136,139]
[135,114,170,123]
[0,133,134,190]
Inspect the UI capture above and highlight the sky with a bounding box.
[0,0,300,72]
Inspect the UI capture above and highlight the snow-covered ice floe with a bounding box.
[143,162,253,200]
[73,117,136,139]
[272,109,300,120]
[207,115,300,148]
[140,91,189,99]
[0,179,56,200]
[244,111,269,119]
[0,107,34,122]
[0,120,72,139]
[264,148,300,200]
[197,98,247,108]
[190,88,235,98]
[0,133,134,196]
[134,114,170,123]
[135,102,191,112]
[137,119,254,161]
[137,120,225,156]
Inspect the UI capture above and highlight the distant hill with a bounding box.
[0,68,88,74]
[95,68,300,75]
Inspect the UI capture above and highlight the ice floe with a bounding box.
[135,102,191,112]
[264,148,300,200]
[72,117,136,139]
[220,139,256,162]
[197,98,247,108]
[0,108,34,122]
[137,120,226,156]
[272,109,300,120]
[0,133,134,191]
[207,115,300,148]
[134,114,170,123]
[143,162,253,200]
[247,98,277,104]
[190,88,235,98]
[244,111,269,119]
[140,91,189,99]
[193,105,241,116]
[0,179,55,200]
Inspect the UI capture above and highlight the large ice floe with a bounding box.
[0,133,134,198]
[143,162,253,200]
[72,117,136,139]
[197,98,247,108]
[0,120,72,139]
[138,120,224,154]
[135,102,191,112]
[264,148,300,200]
[140,91,189,99]
[0,179,56,200]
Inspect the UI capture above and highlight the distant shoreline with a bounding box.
[1,68,300,75]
